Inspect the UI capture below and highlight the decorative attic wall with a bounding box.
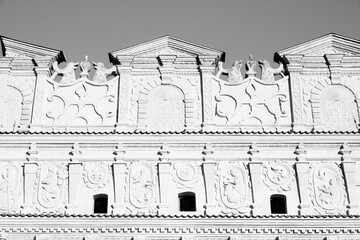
[1,34,360,133]
[276,33,360,132]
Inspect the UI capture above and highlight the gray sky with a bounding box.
[0,0,360,68]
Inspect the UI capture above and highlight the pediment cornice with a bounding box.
[109,35,225,64]
[276,33,360,57]
[0,35,65,63]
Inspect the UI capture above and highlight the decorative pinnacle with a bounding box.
[80,55,92,78]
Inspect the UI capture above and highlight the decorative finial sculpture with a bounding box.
[246,54,257,77]
[92,62,117,83]
[52,61,79,84]
[259,60,285,84]
[80,55,92,78]
[215,60,243,84]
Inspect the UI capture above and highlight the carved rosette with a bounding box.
[129,162,156,210]
[262,161,295,192]
[309,163,347,214]
[35,163,68,212]
[215,163,251,214]
[0,163,21,213]
[172,162,201,188]
[83,163,110,190]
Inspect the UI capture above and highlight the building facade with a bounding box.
[0,33,359,239]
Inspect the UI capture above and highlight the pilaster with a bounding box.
[31,57,53,127]
[157,162,172,214]
[22,162,38,213]
[112,162,127,214]
[295,162,311,215]
[199,56,217,130]
[66,162,83,214]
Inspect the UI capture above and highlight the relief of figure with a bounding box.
[92,62,117,83]
[37,164,67,209]
[0,165,18,212]
[41,166,60,205]
[130,167,154,208]
[216,60,243,84]
[259,60,285,84]
[223,169,244,204]
[52,61,79,84]
[316,169,338,206]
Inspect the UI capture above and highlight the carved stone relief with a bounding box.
[43,77,118,125]
[0,164,21,212]
[35,163,68,212]
[83,163,110,191]
[172,162,201,188]
[129,162,156,210]
[309,163,347,214]
[215,163,251,214]
[262,161,295,192]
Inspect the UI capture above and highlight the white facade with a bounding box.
[0,33,360,239]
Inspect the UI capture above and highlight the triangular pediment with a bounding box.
[109,35,224,63]
[0,36,65,61]
[276,33,360,57]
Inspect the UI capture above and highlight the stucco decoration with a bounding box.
[129,163,156,210]
[0,164,21,213]
[319,85,358,131]
[43,61,118,126]
[215,163,251,214]
[83,163,110,191]
[35,163,68,212]
[213,57,290,128]
[172,162,201,189]
[309,163,347,214]
[262,161,295,192]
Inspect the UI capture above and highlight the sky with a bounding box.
[0,0,360,69]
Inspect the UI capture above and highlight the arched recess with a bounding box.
[138,80,196,131]
[4,80,34,128]
[310,82,359,131]
[0,85,24,130]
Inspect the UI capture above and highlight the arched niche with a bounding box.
[320,85,358,131]
[0,86,23,130]
[311,83,359,131]
[139,85,187,131]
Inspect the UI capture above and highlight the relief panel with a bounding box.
[309,163,347,214]
[35,163,68,212]
[215,163,251,214]
[0,86,22,130]
[262,161,295,192]
[128,162,157,212]
[172,162,201,189]
[42,77,118,126]
[83,163,111,191]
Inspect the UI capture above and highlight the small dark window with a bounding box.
[94,194,108,214]
[179,192,196,212]
[270,194,287,214]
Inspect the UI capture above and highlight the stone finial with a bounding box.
[339,143,352,161]
[70,143,82,161]
[246,54,257,77]
[294,143,307,161]
[259,59,285,84]
[26,142,38,161]
[158,144,170,161]
[80,55,92,78]
[92,62,116,83]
